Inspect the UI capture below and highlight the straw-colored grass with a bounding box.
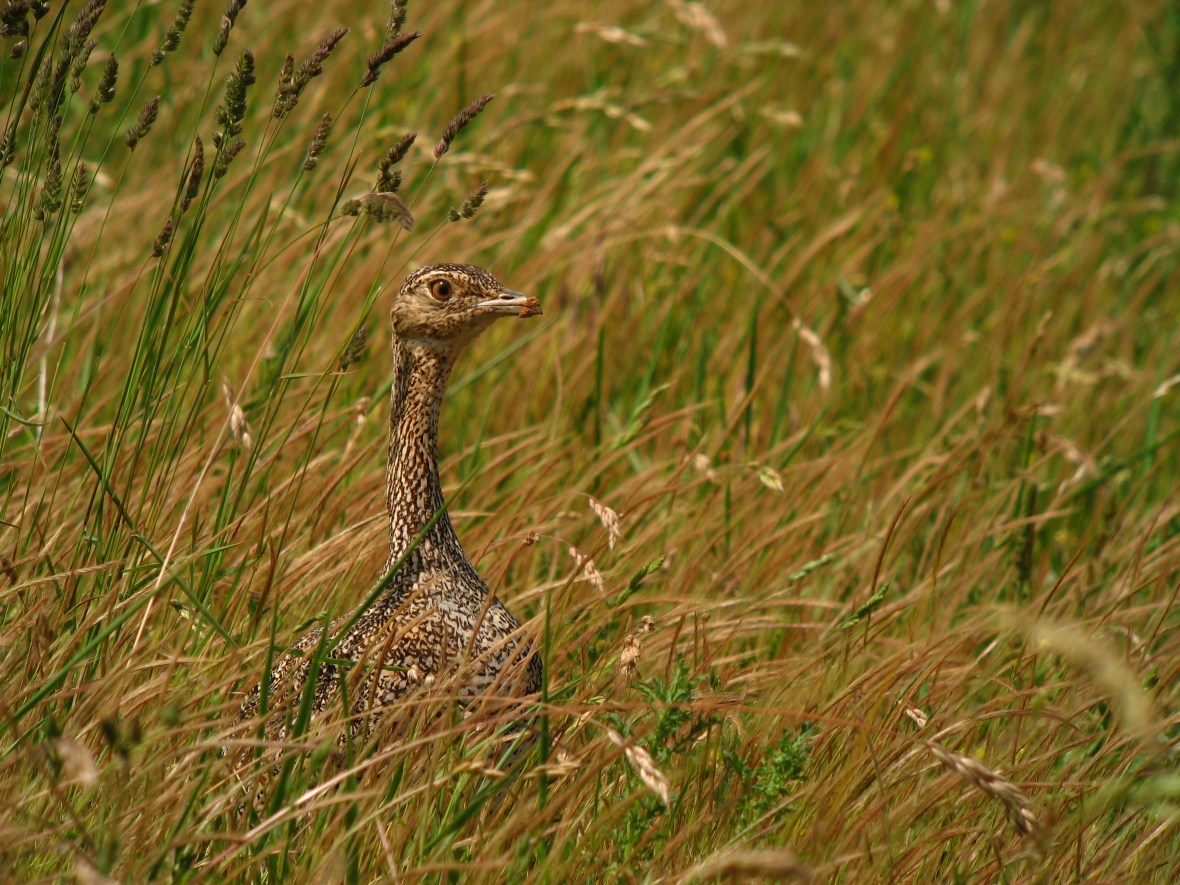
[2,1,1178,881]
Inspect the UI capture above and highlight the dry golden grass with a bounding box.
[1,0,1178,882]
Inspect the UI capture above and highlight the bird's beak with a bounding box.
[476,288,543,318]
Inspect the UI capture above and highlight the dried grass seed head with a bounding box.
[605,727,671,805]
[793,318,832,390]
[567,545,605,593]
[1022,616,1153,734]
[618,616,655,681]
[588,495,622,549]
[669,0,728,48]
[51,736,99,787]
[222,382,254,451]
[682,849,812,883]
[925,741,1045,848]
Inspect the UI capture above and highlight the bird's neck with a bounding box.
[384,337,466,573]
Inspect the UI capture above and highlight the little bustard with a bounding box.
[236,264,543,756]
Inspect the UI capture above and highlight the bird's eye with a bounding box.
[429,279,453,301]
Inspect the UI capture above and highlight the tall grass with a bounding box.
[2,0,1178,881]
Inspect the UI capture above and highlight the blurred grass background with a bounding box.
[1,0,1178,881]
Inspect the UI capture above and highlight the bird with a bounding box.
[234,263,544,767]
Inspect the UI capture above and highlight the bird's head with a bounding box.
[391,263,541,351]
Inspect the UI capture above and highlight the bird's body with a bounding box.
[235,264,542,750]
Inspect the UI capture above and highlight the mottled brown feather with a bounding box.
[233,264,543,786]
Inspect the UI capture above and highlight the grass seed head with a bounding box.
[34,159,62,221]
[588,495,622,549]
[51,736,99,787]
[304,113,333,172]
[793,319,832,391]
[354,396,370,422]
[125,95,160,149]
[568,545,605,593]
[31,54,70,116]
[181,136,204,212]
[340,191,413,229]
[89,54,117,114]
[363,30,421,87]
[681,849,812,883]
[151,215,175,257]
[69,162,90,213]
[212,0,247,56]
[1,2,32,38]
[34,116,62,219]
[63,0,106,61]
[273,28,349,117]
[222,382,254,451]
[339,322,368,371]
[74,857,117,885]
[385,0,408,37]
[448,180,489,222]
[375,132,416,192]
[214,50,255,144]
[925,741,1046,850]
[211,138,247,179]
[669,0,728,48]
[618,615,655,682]
[69,38,97,94]
[606,727,671,805]
[0,127,14,168]
[157,0,195,60]
[1022,616,1154,734]
[434,93,495,159]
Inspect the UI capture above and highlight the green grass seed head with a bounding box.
[125,95,161,149]
[434,93,495,159]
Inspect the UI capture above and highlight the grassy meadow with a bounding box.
[2,0,1179,881]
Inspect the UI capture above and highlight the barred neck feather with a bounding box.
[383,336,466,572]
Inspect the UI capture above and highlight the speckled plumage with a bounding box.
[235,264,543,755]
